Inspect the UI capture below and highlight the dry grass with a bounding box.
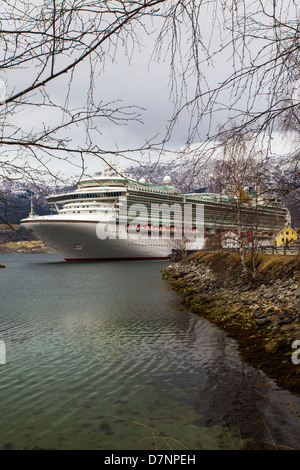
[192,252,299,282]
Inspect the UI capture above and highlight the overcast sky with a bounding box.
[8,30,197,176]
[2,1,299,180]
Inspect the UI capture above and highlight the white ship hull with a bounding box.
[21,217,177,261]
[20,163,287,262]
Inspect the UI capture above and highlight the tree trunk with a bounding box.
[237,202,248,281]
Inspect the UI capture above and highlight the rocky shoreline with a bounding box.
[162,252,300,394]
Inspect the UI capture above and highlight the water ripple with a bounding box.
[1,254,300,450]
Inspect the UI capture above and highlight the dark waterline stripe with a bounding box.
[64,256,169,262]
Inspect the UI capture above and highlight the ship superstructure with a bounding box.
[21,164,289,261]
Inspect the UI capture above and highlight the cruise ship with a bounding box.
[20,164,289,261]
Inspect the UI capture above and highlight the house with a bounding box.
[275,225,298,246]
[220,230,240,248]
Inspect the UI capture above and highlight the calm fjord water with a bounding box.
[1,253,300,450]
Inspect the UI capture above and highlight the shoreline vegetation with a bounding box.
[0,227,52,266]
[162,252,300,394]
[0,240,51,254]
[0,224,51,255]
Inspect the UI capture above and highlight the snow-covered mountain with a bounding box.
[0,143,299,225]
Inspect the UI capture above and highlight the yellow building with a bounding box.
[275,225,298,246]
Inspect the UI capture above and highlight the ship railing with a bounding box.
[201,246,300,256]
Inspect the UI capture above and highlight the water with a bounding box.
[0,253,300,450]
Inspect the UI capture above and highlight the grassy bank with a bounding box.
[163,252,300,394]
[0,224,51,253]
[0,240,51,253]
